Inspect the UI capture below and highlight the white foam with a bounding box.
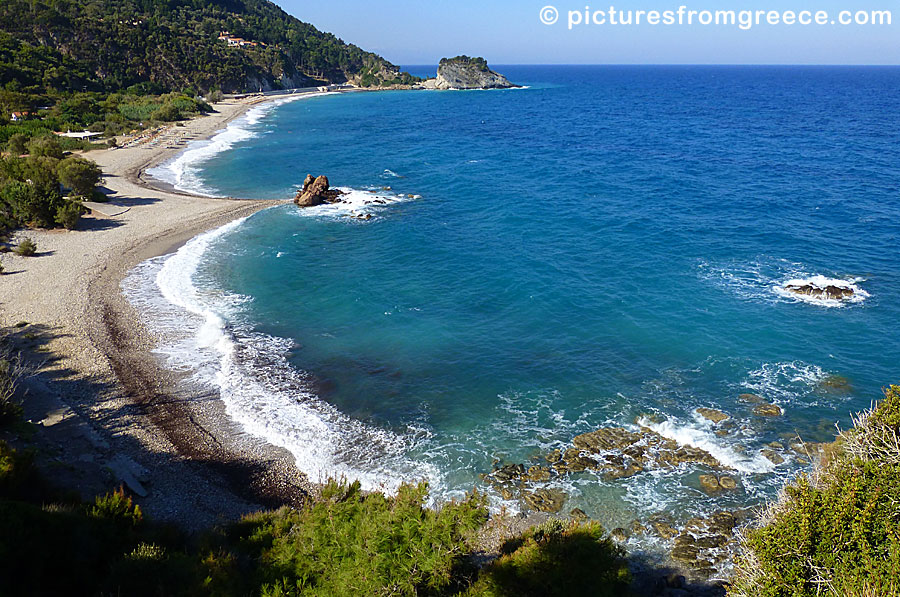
[292,187,419,221]
[638,416,775,474]
[741,361,841,407]
[698,258,870,308]
[148,92,336,196]
[124,215,439,494]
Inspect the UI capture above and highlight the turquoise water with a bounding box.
[138,66,900,528]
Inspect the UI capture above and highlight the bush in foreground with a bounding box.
[730,385,900,597]
[206,480,489,596]
[466,519,630,597]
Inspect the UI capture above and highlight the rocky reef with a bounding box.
[784,282,854,300]
[479,397,832,583]
[294,174,345,207]
[421,56,517,90]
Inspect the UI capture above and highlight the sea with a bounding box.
[130,65,900,546]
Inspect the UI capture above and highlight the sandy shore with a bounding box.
[0,99,312,527]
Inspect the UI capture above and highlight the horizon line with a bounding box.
[399,62,900,67]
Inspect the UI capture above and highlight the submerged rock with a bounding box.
[696,408,729,424]
[761,449,785,465]
[819,374,853,393]
[699,474,720,492]
[753,403,783,417]
[294,174,345,207]
[522,488,567,513]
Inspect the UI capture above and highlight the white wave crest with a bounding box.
[148,92,335,196]
[638,416,775,474]
[124,215,438,493]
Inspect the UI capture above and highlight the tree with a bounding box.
[56,156,101,198]
[5,134,26,156]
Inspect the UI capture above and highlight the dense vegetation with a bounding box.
[730,385,900,597]
[0,0,417,96]
[439,56,491,73]
[0,135,104,233]
[0,456,628,596]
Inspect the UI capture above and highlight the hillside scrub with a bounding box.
[730,384,900,597]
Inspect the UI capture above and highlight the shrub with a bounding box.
[153,102,183,122]
[211,480,488,596]
[466,520,630,596]
[55,200,84,229]
[25,135,63,159]
[0,441,37,499]
[91,486,144,527]
[730,385,900,597]
[14,237,36,256]
[0,355,23,425]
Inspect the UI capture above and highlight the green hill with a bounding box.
[0,0,417,96]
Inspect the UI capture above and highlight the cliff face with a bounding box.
[429,56,516,89]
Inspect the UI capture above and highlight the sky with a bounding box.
[279,0,898,66]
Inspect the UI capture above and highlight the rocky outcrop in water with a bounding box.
[294,174,344,207]
[784,282,854,300]
[422,56,517,90]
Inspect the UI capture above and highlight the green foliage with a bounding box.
[731,384,900,597]
[208,480,488,596]
[466,520,630,596]
[25,135,63,159]
[13,237,36,256]
[872,384,900,428]
[55,199,84,229]
[0,153,98,231]
[0,0,415,95]
[440,56,491,73]
[57,156,101,197]
[91,486,144,527]
[6,132,27,155]
[0,441,31,493]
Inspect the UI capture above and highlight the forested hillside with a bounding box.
[0,0,416,96]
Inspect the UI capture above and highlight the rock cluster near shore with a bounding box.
[480,392,835,582]
[294,174,344,207]
[482,424,730,514]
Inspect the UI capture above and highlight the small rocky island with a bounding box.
[421,55,517,90]
[294,174,344,207]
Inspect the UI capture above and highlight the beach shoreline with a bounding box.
[0,97,315,526]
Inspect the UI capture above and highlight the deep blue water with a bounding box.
[140,66,900,528]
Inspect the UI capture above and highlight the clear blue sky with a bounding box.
[279,0,898,65]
